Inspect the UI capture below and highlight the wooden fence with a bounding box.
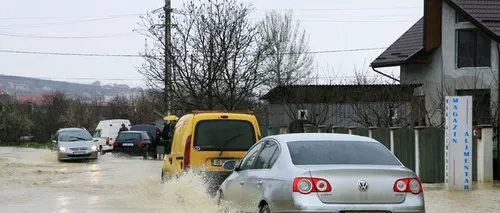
[260,125,479,184]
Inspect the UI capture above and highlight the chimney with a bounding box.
[423,0,442,51]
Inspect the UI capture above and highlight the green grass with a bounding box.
[22,142,52,149]
[9,142,52,149]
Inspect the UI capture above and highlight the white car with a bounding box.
[52,128,98,162]
[92,119,131,154]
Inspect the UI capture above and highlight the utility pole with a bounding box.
[163,0,172,116]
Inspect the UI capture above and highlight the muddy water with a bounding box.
[0,147,499,213]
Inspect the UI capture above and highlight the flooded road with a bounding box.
[0,147,499,213]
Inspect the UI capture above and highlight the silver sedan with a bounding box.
[52,128,99,162]
[218,133,425,213]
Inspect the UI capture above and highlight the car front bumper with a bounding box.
[58,151,98,161]
[273,193,425,213]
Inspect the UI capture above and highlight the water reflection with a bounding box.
[88,164,101,185]
[56,195,71,213]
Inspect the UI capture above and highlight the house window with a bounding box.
[456,12,468,23]
[457,29,491,68]
[456,89,491,125]
[298,109,308,120]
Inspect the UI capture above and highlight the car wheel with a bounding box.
[217,191,230,213]
[260,204,271,213]
[99,146,105,155]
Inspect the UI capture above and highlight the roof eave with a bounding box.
[371,48,428,68]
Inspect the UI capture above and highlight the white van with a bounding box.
[92,119,131,154]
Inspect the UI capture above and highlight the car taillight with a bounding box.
[138,141,145,147]
[113,142,118,147]
[393,178,422,194]
[106,137,110,145]
[293,177,332,194]
[183,135,192,171]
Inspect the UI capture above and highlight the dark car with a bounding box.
[129,124,162,159]
[112,131,153,159]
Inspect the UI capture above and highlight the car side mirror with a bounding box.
[222,160,238,171]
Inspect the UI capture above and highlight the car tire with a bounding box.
[217,191,230,213]
[260,204,271,213]
[99,146,105,155]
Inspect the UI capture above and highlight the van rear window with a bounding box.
[194,120,256,151]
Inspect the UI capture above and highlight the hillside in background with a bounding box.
[0,74,142,100]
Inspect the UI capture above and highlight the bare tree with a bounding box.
[137,0,266,111]
[346,69,415,128]
[260,10,314,89]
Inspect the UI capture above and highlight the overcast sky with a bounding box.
[0,0,422,87]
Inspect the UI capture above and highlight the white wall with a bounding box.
[400,2,500,126]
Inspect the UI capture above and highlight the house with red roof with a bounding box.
[371,0,500,126]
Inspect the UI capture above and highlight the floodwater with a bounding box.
[0,147,499,213]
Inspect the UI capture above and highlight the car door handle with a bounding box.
[239,181,245,185]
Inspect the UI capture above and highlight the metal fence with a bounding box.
[259,125,480,184]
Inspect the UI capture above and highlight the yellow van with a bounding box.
[158,111,261,187]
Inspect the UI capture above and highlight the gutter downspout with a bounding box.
[371,67,400,83]
[497,43,500,159]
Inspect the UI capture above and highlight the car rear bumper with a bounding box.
[274,193,425,213]
[112,147,148,156]
[101,145,113,151]
[58,151,98,161]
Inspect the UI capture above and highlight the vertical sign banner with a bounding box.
[444,96,473,191]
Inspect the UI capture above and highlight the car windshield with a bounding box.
[287,140,402,166]
[116,133,141,141]
[58,130,93,142]
[194,120,256,151]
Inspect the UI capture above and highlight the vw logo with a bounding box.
[357,180,368,191]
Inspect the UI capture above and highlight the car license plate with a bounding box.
[211,159,233,166]
[122,143,134,147]
[73,151,86,155]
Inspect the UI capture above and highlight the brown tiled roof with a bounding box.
[261,84,422,104]
[447,0,500,37]
[371,0,500,69]
[371,18,424,68]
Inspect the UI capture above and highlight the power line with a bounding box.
[254,6,421,11]
[0,12,149,20]
[0,49,141,57]
[249,18,416,23]
[0,14,142,30]
[21,75,390,82]
[0,32,137,39]
[0,47,387,58]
